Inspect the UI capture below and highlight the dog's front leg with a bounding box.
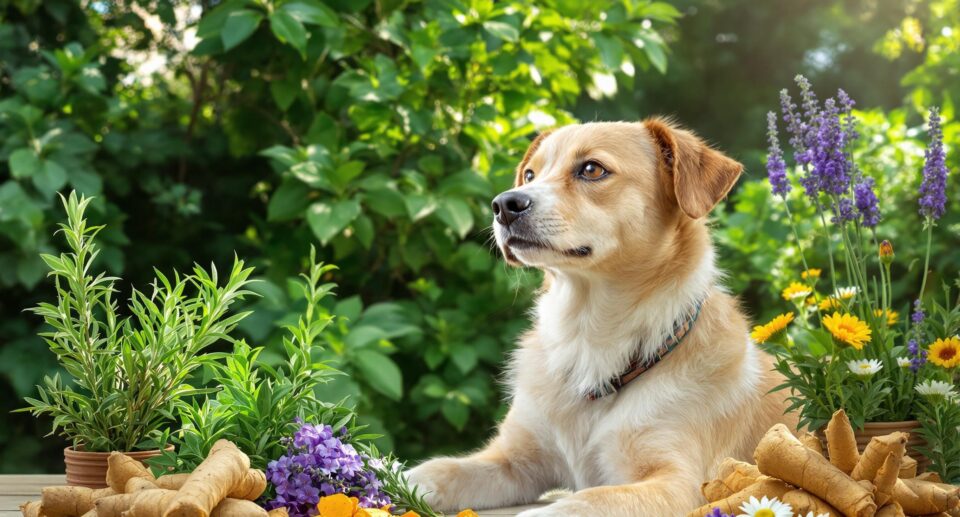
[406,414,558,512]
[516,463,702,517]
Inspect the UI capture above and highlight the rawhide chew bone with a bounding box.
[701,479,733,502]
[825,409,860,474]
[873,452,900,506]
[891,478,960,515]
[685,477,792,517]
[754,424,876,517]
[781,489,841,516]
[851,432,907,481]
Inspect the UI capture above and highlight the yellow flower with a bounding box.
[801,268,822,281]
[782,282,813,301]
[805,296,817,306]
[819,297,842,311]
[751,312,795,343]
[874,309,899,326]
[929,337,960,368]
[822,312,872,350]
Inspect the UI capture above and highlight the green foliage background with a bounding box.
[1,0,957,473]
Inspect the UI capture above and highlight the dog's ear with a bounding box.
[515,130,554,187]
[644,118,743,219]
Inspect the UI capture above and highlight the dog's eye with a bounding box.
[524,169,535,183]
[577,161,608,181]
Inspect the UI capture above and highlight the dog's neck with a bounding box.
[534,237,717,398]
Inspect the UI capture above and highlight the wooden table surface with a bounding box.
[0,475,552,517]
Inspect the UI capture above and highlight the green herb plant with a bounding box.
[148,247,357,472]
[19,192,255,451]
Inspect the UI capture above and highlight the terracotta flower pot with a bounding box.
[64,445,174,488]
[816,420,930,473]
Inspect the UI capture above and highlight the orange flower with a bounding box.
[879,240,894,264]
[456,511,480,517]
[801,268,822,281]
[317,495,416,517]
[822,312,872,350]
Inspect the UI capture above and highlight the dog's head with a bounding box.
[492,119,743,271]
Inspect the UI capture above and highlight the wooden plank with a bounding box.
[0,475,553,517]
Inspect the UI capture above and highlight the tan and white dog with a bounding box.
[407,120,796,516]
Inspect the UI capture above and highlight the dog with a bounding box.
[407,119,796,516]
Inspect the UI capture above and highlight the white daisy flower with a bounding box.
[737,496,792,517]
[847,359,882,376]
[916,380,959,399]
[897,357,912,368]
[834,286,859,300]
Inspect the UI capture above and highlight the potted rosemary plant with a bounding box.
[755,77,960,482]
[18,193,255,487]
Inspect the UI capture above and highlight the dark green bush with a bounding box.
[0,0,678,470]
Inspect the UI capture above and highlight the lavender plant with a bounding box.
[758,77,960,480]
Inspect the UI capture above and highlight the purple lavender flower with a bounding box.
[796,75,821,156]
[853,177,880,227]
[832,197,856,224]
[907,338,928,372]
[809,98,853,197]
[912,299,925,325]
[266,423,390,517]
[780,89,805,155]
[766,112,790,197]
[704,508,734,517]
[919,107,949,220]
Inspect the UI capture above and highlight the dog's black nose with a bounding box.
[491,191,532,226]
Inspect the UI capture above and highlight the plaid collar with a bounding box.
[586,299,704,401]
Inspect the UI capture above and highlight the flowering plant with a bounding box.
[266,422,389,517]
[760,76,960,481]
[266,422,438,517]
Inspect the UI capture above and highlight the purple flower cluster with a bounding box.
[919,107,949,220]
[912,299,925,325]
[766,111,790,197]
[266,423,389,517]
[773,76,884,228]
[907,338,928,372]
[854,177,881,227]
[704,508,734,517]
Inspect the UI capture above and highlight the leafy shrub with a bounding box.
[1,0,678,468]
[19,193,254,451]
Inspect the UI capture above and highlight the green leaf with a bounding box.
[267,180,310,222]
[306,199,361,245]
[221,9,263,51]
[353,350,403,400]
[33,160,67,197]
[435,198,473,239]
[640,35,668,74]
[9,148,40,179]
[593,33,624,69]
[280,1,338,27]
[441,397,469,430]
[270,78,300,111]
[482,21,518,42]
[270,11,308,58]
[363,188,406,218]
[352,214,374,249]
[449,344,477,374]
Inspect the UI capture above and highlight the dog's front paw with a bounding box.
[405,458,465,512]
